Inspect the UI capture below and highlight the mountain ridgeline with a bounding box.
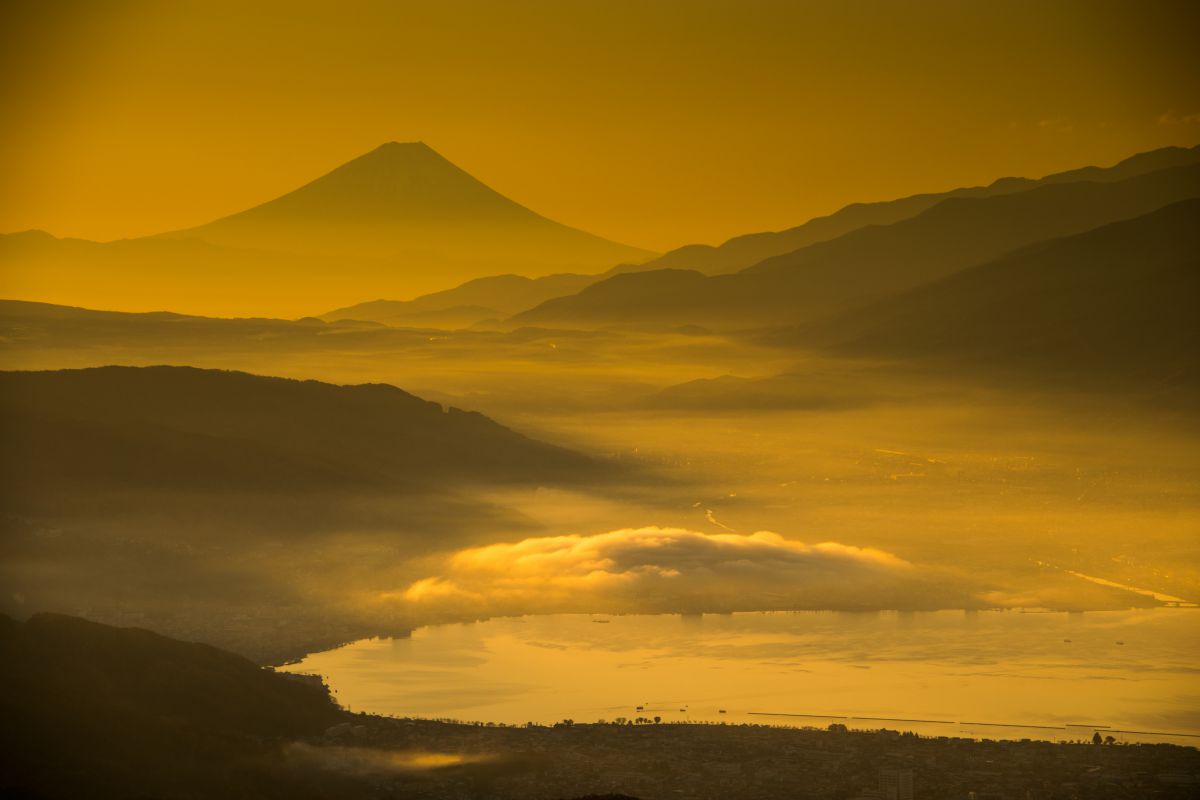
[319,271,600,327]
[0,366,607,664]
[0,142,653,317]
[804,198,1200,389]
[0,365,596,499]
[512,160,1200,331]
[639,143,1200,276]
[317,144,1200,331]
[157,142,649,269]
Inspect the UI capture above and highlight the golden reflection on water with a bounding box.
[283,609,1200,746]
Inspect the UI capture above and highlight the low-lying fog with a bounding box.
[2,320,1197,663]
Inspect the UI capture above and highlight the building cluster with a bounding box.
[312,716,1200,799]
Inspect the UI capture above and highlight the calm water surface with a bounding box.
[282,609,1199,745]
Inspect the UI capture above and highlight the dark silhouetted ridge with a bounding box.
[1,143,654,316]
[0,612,343,798]
[640,144,1200,276]
[806,198,1200,392]
[0,365,597,499]
[321,271,600,327]
[513,161,1200,330]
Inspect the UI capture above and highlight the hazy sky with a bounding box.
[2,0,1198,251]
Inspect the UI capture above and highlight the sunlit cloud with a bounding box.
[387,526,977,615]
[1157,110,1200,126]
[1036,118,1075,133]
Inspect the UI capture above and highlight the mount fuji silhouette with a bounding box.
[159,142,649,266]
[0,143,652,316]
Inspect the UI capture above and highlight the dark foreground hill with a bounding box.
[0,613,345,799]
[3,614,1198,800]
[0,366,602,662]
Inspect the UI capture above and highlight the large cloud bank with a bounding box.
[390,527,975,616]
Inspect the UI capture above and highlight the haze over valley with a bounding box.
[4,140,1197,658]
[2,3,1198,795]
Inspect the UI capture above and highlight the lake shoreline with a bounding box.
[283,607,1200,747]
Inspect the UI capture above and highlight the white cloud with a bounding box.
[387,526,975,615]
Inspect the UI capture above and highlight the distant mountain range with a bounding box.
[806,198,1200,388]
[318,144,1200,330]
[320,271,599,327]
[5,142,1196,329]
[643,200,1200,410]
[512,160,1200,330]
[3,142,1197,400]
[638,143,1200,276]
[0,142,653,317]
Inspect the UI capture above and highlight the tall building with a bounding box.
[880,767,915,800]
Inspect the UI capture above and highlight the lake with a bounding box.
[281,608,1199,746]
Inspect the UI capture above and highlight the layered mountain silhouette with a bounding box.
[0,143,652,317]
[0,365,595,499]
[639,144,1200,276]
[647,200,1200,411]
[0,297,377,344]
[320,271,599,327]
[806,198,1200,390]
[300,145,1200,331]
[512,161,1200,330]
[0,366,606,665]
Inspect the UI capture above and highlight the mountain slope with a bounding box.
[0,229,350,317]
[806,198,1200,389]
[512,268,723,329]
[159,141,652,270]
[0,612,347,799]
[321,271,600,327]
[0,143,653,316]
[0,365,595,497]
[642,144,1200,275]
[0,366,603,662]
[512,162,1200,330]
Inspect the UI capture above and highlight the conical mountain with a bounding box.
[158,141,652,272]
[0,143,653,316]
[176,142,552,231]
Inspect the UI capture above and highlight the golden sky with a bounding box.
[2,0,1198,252]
